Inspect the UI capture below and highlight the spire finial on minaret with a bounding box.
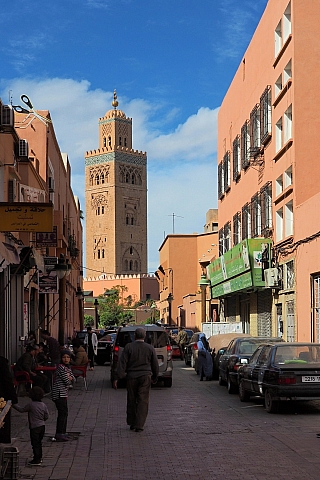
[112,89,118,109]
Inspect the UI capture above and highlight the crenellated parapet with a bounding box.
[84,273,155,281]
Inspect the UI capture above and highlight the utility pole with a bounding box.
[168,213,184,234]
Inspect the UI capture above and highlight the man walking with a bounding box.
[113,327,159,432]
[84,327,98,370]
[176,326,188,359]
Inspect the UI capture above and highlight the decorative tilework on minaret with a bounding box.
[85,91,147,277]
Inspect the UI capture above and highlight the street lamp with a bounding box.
[54,254,71,346]
[76,286,84,331]
[167,293,173,325]
[198,274,210,326]
[150,302,157,324]
[94,299,99,329]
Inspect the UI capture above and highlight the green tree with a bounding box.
[97,286,134,327]
[84,314,94,327]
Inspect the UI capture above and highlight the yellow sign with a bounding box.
[0,203,53,232]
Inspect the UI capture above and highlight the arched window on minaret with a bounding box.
[131,217,134,225]
[98,250,100,259]
[125,173,130,183]
[131,174,135,184]
[101,173,104,184]
[90,174,94,186]
[119,137,122,146]
[129,246,133,255]
[101,206,104,215]
[108,136,111,147]
[126,215,129,225]
[102,249,105,258]
[96,174,100,185]
[129,260,133,270]
[124,138,127,147]
[103,137,106,147]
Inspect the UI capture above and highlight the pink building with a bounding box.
[214,0,320,341]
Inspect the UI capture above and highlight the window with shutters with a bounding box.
[241,120,250,169]
[232,135,241,181]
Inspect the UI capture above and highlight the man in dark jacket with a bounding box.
[113,327,159,432]
[15,345,48,391]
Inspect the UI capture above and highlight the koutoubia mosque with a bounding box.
[83,91,159,305]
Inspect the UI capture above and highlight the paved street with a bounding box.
[9,360,320,480]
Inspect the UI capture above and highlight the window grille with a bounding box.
[218,162,224,199]
[232,135,241,181]
[250,104,261,156]
[260,182,273,233]
[242,203,251,240]
[286,260,295,289]
[233,212,241,246]
[224,222,231,252]
[241,120,250,169]
[251,193,261,237]
[218,228,224,256]
[260,86,272,144]
[223,151,231,191]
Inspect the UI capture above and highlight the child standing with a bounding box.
[13,386,49,466]
[51,349,75,442]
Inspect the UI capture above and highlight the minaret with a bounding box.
[85,91,147,276]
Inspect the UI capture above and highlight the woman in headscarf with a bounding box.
[197,334,213,381]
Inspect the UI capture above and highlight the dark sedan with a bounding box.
[218,336,284,394]
[238,342,320,413]
[96,331,117,365]
[184,332,204,369]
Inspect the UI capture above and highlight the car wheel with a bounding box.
[239,379,250,402]
[265,389,279,413]
[163,377,172,388]
[218,373,225,386]
[190,354,195,369]
[227,375,237,394]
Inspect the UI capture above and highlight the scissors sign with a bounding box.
[13,94,52,129]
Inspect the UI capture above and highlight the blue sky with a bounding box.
[0,0,268,274]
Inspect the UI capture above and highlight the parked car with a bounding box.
[208,333,251,379]
[110,325,173,387]
[218,336,284,394]
[184,332,209,371]
[169,329,194,342]
[96,331,117,365]
[238,342,320,412]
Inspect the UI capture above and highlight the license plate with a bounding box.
[302,376,320,382]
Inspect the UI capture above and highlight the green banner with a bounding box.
[207,238,271,297]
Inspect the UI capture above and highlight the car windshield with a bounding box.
[274,345,320,365]
[238,341,262,355]
[118,331,169,348]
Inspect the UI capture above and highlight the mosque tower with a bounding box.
[85,91,147,277]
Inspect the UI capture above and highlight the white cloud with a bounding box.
[0,77,218,270]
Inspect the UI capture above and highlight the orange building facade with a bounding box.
[0,98,83,362]
[157,211,219,331]
[215,0,320,341]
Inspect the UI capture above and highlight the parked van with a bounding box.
[110,325,173,387]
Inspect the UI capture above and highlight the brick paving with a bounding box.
[8,361,320,479]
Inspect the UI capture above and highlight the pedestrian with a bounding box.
[176,326,189,359]
[197,333,213,381]
[40,329,61,365]
[0,356,18,443]
[13,386,49,466]
[113,327,159,432]
[70,339,88,367]
[15,345,49,392]
[84,326,98,370]
[51,350,75,442]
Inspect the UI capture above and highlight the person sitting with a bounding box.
[70,339,88,367]
[15,345,49,392]
[36,342,49,366]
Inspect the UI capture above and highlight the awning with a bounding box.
[0,241,20,273]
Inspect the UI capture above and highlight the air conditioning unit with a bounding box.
[19,139,29,158]
[264,268,279,288]
[0,105,14,127]
[48,177,55,192]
